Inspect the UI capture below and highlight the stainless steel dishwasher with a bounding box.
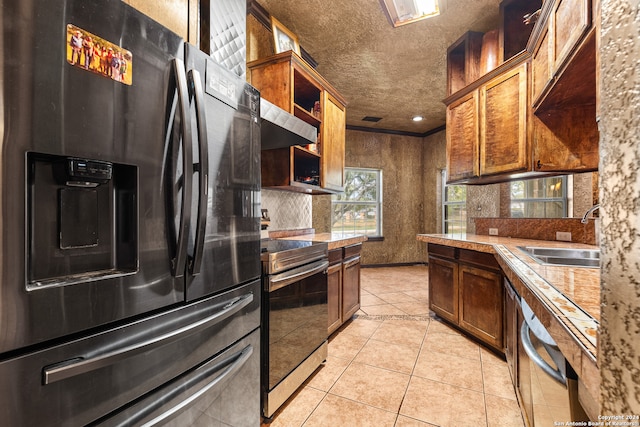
[519,297,589,425]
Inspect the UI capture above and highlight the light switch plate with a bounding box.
[556,231,572,242]
[489,228,499,236]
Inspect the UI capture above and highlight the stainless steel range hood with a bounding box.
[260,98,317,150]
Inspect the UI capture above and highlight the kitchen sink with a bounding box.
[517,246,600,268]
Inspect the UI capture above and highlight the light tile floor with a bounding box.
[263,265,525,427]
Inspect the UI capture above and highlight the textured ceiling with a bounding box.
[257,0,503,134]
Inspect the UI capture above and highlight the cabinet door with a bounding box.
[458,264,503,351]
[446,91,479,182]
[327,263,343,335]
[479,62,529,176]
[342,256,361,321]
[428,256,459,324]
[552,0,592,72]
[321,92,346,192]
[531,26,552,106]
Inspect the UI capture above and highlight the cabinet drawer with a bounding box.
[343,243,362,259]
[459,249,500,270]
[428,244,457,259]
[328,248,343,265]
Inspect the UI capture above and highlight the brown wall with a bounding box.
[313,129,445,265]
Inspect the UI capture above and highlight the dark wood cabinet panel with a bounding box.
[531,27,551,103]
[552,0,592,72]
[322,92,346,192]
[446,92,479,182]
[458,265,503,351]
[428,255,459,324]
[447,31,484,96]
[444,0,598,182]
[428,244,504,352]
[342,255,361,321]
[531,0,598,173]
[480,62,529,176]
[327,263,343,335]
[327,244,362,335]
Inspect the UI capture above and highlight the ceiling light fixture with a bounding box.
[412,115,424,122]
[380,0,440,28]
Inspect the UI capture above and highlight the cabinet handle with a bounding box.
[344,257,360,269]
[536,160,542,169]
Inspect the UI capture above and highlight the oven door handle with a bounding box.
[520,321,566,385]
[268,259,329,292]
[42,293,254,385]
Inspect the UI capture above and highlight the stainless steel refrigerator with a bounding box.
[0,0,261,425]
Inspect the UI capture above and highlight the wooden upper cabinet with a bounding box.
[531,0,593,108]
[529,0,598,172]
[531,27,551,103]
[447,32,484,96]
[553,0,592,72]
[480,62,529,176]
[446,92,479,182]
[445,57,528,183]
[248,51,346,194]
[322,92,346,191]
[444,0,599,182]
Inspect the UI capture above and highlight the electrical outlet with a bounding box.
[489,228,499,236]
[556,231,572,242]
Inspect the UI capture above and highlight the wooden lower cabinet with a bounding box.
[327,244,362,335]
[458,264,503,350]
[428,244,504,352]
[327,256,343,335]
[428,256,459,324]
[342,254,361,320]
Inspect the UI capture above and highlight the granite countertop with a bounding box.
[417,233,600,403]
[278,232,367,250]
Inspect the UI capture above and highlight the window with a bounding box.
[510,176,567,218]
[331,168,382,237]
[442,170,467,233]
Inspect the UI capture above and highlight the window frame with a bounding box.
[441,170,467,234]
[510,176,568,218]
[331,167,383,238]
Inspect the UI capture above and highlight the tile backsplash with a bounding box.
[474,217,596,245]
[261,189,312,231]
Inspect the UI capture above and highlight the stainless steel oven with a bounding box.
[261,240,329,419]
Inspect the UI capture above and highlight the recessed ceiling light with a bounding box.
[380,0,440,28]
[412,116,424,122]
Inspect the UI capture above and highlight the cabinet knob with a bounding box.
[536,160,542,169]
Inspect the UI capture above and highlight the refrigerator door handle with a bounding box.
[170,58,193,278]
[187,69,209,277]
[42,292,254,385]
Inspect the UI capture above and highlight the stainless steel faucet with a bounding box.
[581,204,600,223]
